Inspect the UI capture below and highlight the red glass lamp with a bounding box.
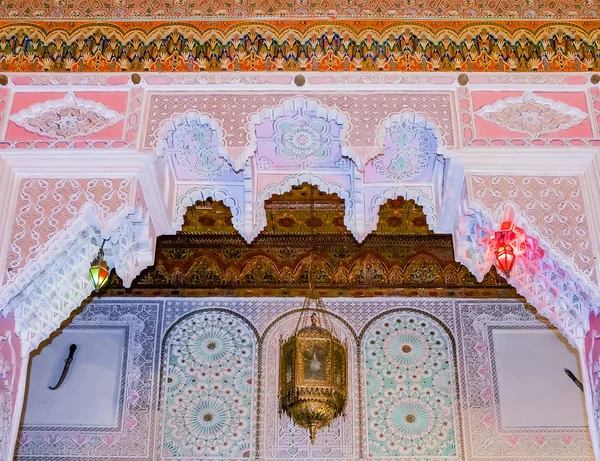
[89,242,110,292]
[495,234,516,276]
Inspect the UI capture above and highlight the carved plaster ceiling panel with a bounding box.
[474,92,589,137]
[9,93,124,140]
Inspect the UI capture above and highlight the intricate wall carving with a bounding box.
[9,93,124,140]
[0,316,23,461]
[453,196,600,347]
[474,93,589,137]
[16,301,161,459]
[469,175,596,283]
[362,311,460,458]
[15,297,591,461]
[6,178,133,283]
[156,112,234,180]
[457,301,592,460]
[160,310,257,458]
[122,231,512,299]
[1,205,154,353]
[146,92,455,152]
[2,0,598,20]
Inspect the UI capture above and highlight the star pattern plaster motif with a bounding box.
[273,111,335,167]
[161,311,257,458]
[474,92,588,137]
[363,311,459,458]
[9,93,123,140]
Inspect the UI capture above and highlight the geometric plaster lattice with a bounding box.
[453,198,600,347]
[0,204,152,354]
[363,310,460,458]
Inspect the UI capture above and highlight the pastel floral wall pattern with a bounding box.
[160,311,258,459]
[362,311,460,458]
[256,107,344,170]
[370,120,437,182]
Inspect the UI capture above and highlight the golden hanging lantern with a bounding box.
[278,296,348,443]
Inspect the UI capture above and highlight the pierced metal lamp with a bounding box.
[278,184,348,444]
[279,297,348,444]
[89,241,110,291]
[495,233,516,276]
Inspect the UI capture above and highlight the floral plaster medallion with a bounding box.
[474,92,588,137]
[273,112,334,166]
[170,120,230,179]
[371,120,435,181]
[9,92,123,140]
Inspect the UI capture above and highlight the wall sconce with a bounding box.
[495,233,516,276]
[89,240,110,292]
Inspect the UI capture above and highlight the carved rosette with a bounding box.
[10,93,123,139]
[475,92,588,136]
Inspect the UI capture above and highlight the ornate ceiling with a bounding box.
[1,21,599,72]
[2,0,598,19]
[107,185,515,297]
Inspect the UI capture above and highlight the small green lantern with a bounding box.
[89,245,110,292]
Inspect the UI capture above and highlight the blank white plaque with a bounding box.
[492,328,587,429]
[23,327,126,428]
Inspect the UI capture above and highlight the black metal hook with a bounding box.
[564,368,584,392]
[49,344,77,390]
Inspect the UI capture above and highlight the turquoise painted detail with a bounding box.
[364,312,458,458]
[162,312,256,458]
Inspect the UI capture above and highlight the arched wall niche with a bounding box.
[158,308,260,459]
[259,308,360,459]
[359,308,461,459]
